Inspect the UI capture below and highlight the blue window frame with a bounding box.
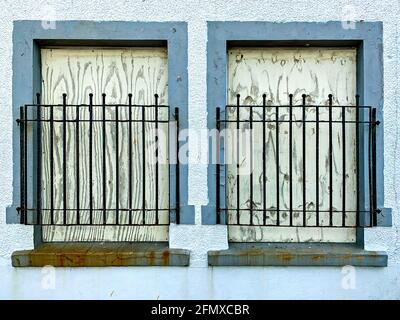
[202,21,391,248]
[7,21,194,246]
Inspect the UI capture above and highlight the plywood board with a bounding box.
[227,47,357,242]
[40,47,169,242]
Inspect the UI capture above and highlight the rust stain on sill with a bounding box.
[147,251,156,266]
[162,250,170,266]
[276,252,293,263]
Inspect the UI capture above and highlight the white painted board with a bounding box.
[227,47,357,242]
[40,47,169,242]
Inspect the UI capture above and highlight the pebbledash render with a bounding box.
[0,0,399,299]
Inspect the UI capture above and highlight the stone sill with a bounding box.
[12,242,190,267]
[208,243,387,267]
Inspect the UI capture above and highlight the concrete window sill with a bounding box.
[12,242,190,267]
[208,243,387,267]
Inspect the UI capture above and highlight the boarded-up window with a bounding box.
[40,47,169,242]
[226,47,357,242]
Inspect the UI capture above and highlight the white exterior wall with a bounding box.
[0,0,399,299]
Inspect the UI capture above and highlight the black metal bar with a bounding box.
[168,108,171,225]
[289,94,293,226]
[342,104,346,227]
[26,103,367,109]
[275,99,280,226]
[115,98,119,225]
[102,93,107,225]
[36,93,42,225]
[128,93,133,225]
[34,223,169,226]
[23,105,27,224]
[222,222,368,228]
[76,100,80,225]
[216,119,371,124]
[236,94,240,225]
[62,93,67,225]
[225,104,370,108]
[328,94,333,226]
[22,118,372,124]
[175,107,180,224]
[49,103,54,225]
[368,106,373,227]
[154,94,159,225]
[35,208,174,212]
[35,208,367,213]
[216,107,221,224]
[89,93,93,225]
[355,94,360,226]
[142,103,146,225]
[249,103,254,226]
[262,94,267,225]
[302,94,306,227]
[19,106,26,224]
[315,100,320,227]
[21,119,170,124]
[371,108,378,226]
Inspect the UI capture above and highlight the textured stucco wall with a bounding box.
[0,0,399,299]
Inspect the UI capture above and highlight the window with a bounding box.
[205,21,390,267]
[10,21,192,267]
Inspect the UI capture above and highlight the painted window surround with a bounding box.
[202,21,391,267]
[7,21,194,266]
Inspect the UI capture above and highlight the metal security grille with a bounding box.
[17,93,179,226]
[216,94,380,228]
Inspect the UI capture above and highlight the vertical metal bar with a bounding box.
[24,104,28,224]
[75,100,80,225]
[128,93,133,225]
[168,109,171,224]
[89,93,93,225]
[216,107,221,224]
[371,108,378,226]
[175,107,180,224]
[342,104,346,227]
[368,107,375,227]
[102,93,107,225]
[62,93,67,225]
[302,94,306,227]
[315,102,320,227]
[142,103,146,225]
[328,94,333,226]
[19,106,26,224]
[249,104,254,226]
[154,94,159,225]
[262,94,267,225]
[236,94,240,225]
[50,104,54,225]
[368,106,373,227]
[36,93,42,225]
[355,94,360,226]
[289,94,293,226]
[276,99,280,226]
[115,100,119,225]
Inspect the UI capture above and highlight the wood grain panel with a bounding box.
[40,47,169,242]
[227,47,357,243]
